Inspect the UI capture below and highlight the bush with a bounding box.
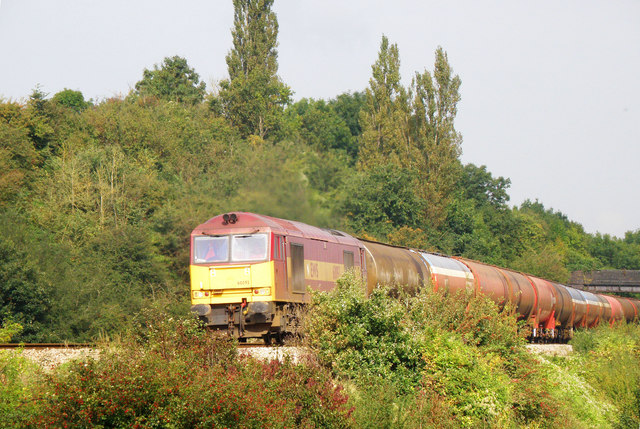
[0,348,43,427]
[28,313,353,428]
[305,271,424,391]
[570,323,640,428]
[305,272,585,428]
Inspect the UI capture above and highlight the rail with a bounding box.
[0,343,94,349]
[0,342,270,350]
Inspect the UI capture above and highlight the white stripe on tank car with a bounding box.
[429,265,475,279]
[412,250,474,281]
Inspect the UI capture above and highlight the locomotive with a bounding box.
[190,212,639,343]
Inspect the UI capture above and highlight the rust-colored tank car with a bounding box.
[190,213,639,342]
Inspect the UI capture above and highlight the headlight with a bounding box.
[253,288,271,296]
[193,291,209,298]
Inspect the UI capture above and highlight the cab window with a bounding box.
[193,236,229,263]
[193,233,268,264]
[231,234,268,261]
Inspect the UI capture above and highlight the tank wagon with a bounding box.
[190,212,639,343]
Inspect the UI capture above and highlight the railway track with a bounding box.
[0,343,94,349]
[237,343,270,349]
[0,342,272,350]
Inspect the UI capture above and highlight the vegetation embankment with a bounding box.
[3,276,640,428]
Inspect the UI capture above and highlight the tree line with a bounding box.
[1,0,638,341]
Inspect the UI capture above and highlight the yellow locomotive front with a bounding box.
[190,213,280,338]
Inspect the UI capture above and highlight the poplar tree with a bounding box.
[411,47,463,227]
[219,0,291,140]
[358,39,463,230]
[358,36,413,170]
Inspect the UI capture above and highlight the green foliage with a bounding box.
[134,56,206,105]
[25,86,56,153]
[0,93,248,342]
[0,235,51,341]
[358,38,463,231]
[359,35,409,170]
[410,47,463,228]
[52,89,90,112]
[458,163,510,208]
[339,164,425,239]
[511,242,571,283]
[27,313,353,428]
[329,91,366,142]
[306,272,581,427]
[286,98,356,156]
[0,321,23,342]
[0,348,43,427]
[219,0,291,138]
[0,102,40,205]
[306,272,424,390]
[570,323,640,427]
[226,0,279,79]
[590,232,640,270]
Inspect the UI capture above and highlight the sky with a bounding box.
[0,0,638,237]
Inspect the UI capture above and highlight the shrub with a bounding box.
[570,323,640,428]
[0,349,43,428]
[305,272,585,428]
[305,271,424,391]
[407,286,526,357]
[28,313,354,428]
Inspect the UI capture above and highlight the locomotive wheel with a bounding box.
[262,333,272,346]
[275,331,286,345]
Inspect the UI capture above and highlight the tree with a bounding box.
[287,98,353,153]
[219,0,291,139]
[458,163,511,208]
[0,102,41,205]
[52,89,89,112]
[0,235,51,341]
[411,47,463,227]
[358,40,463,230]
[330,91,366,138]
[358,36,412,170]
[25,86,55,152]
[134,56,206,105]
[339,164,425,239]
